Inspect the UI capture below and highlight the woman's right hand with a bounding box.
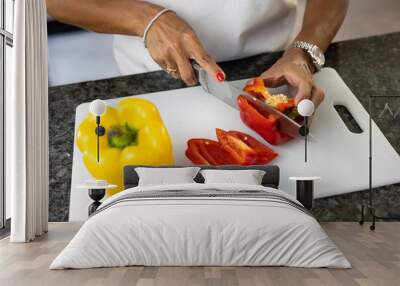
[145,10,225,86]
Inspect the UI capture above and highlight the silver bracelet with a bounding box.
[143,8,172,48]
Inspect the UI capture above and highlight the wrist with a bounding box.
[131,2,165,36]
[283,48,316,74]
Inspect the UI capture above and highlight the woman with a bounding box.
[47,0,348,109]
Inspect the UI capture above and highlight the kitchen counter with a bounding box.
[49,32,400,221]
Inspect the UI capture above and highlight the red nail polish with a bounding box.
[216,71,225,82]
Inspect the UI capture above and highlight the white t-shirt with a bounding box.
[113,0,306,75]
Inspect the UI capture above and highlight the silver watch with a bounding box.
[291,41,325,71]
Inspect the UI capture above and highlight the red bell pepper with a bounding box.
[244,77,270,99]
[237,95,292,145]
[239,77,301,145]
[216,129,278,165]
[185,139,237,165]
[185,129,278,166]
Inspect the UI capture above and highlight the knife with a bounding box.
[194,66,302,139]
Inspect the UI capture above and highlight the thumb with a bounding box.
[261,74,286,88]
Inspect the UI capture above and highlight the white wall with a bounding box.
[334,0,400,42]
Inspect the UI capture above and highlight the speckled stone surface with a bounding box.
[49,32,400,222]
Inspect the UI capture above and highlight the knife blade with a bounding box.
[196,67,302,139]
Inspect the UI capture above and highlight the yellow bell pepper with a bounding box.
[76,98,175,196]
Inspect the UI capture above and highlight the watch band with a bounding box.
[291,41,325,71]
[291,41,316,52]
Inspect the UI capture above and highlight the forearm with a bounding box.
[282,0,348,73]
[46,0,163,36]
[295,0,349,52]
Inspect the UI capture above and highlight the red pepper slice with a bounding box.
[276,100,296,113]
[244,77,298,115]
[244,78,270,100]
[237,95,292,145]
[216,129,278,165]
[185,139,237,165]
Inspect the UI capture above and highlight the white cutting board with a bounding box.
[69,68,400,221]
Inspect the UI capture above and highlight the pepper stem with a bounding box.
[107,123,138,148]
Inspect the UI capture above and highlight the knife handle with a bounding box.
[190,59,201,69]
[190,59,203,82]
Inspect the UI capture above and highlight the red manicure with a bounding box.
[216,71,225,82]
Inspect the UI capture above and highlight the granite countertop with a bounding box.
[49,32,400,221]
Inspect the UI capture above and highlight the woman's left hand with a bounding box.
[260,49,325,111]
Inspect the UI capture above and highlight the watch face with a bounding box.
[312,46,325,66]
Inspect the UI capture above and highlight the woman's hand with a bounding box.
[47,0,224,86]
[145,11,225,86]
[260,49,325,112]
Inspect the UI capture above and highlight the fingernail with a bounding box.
[216,71,225,82]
